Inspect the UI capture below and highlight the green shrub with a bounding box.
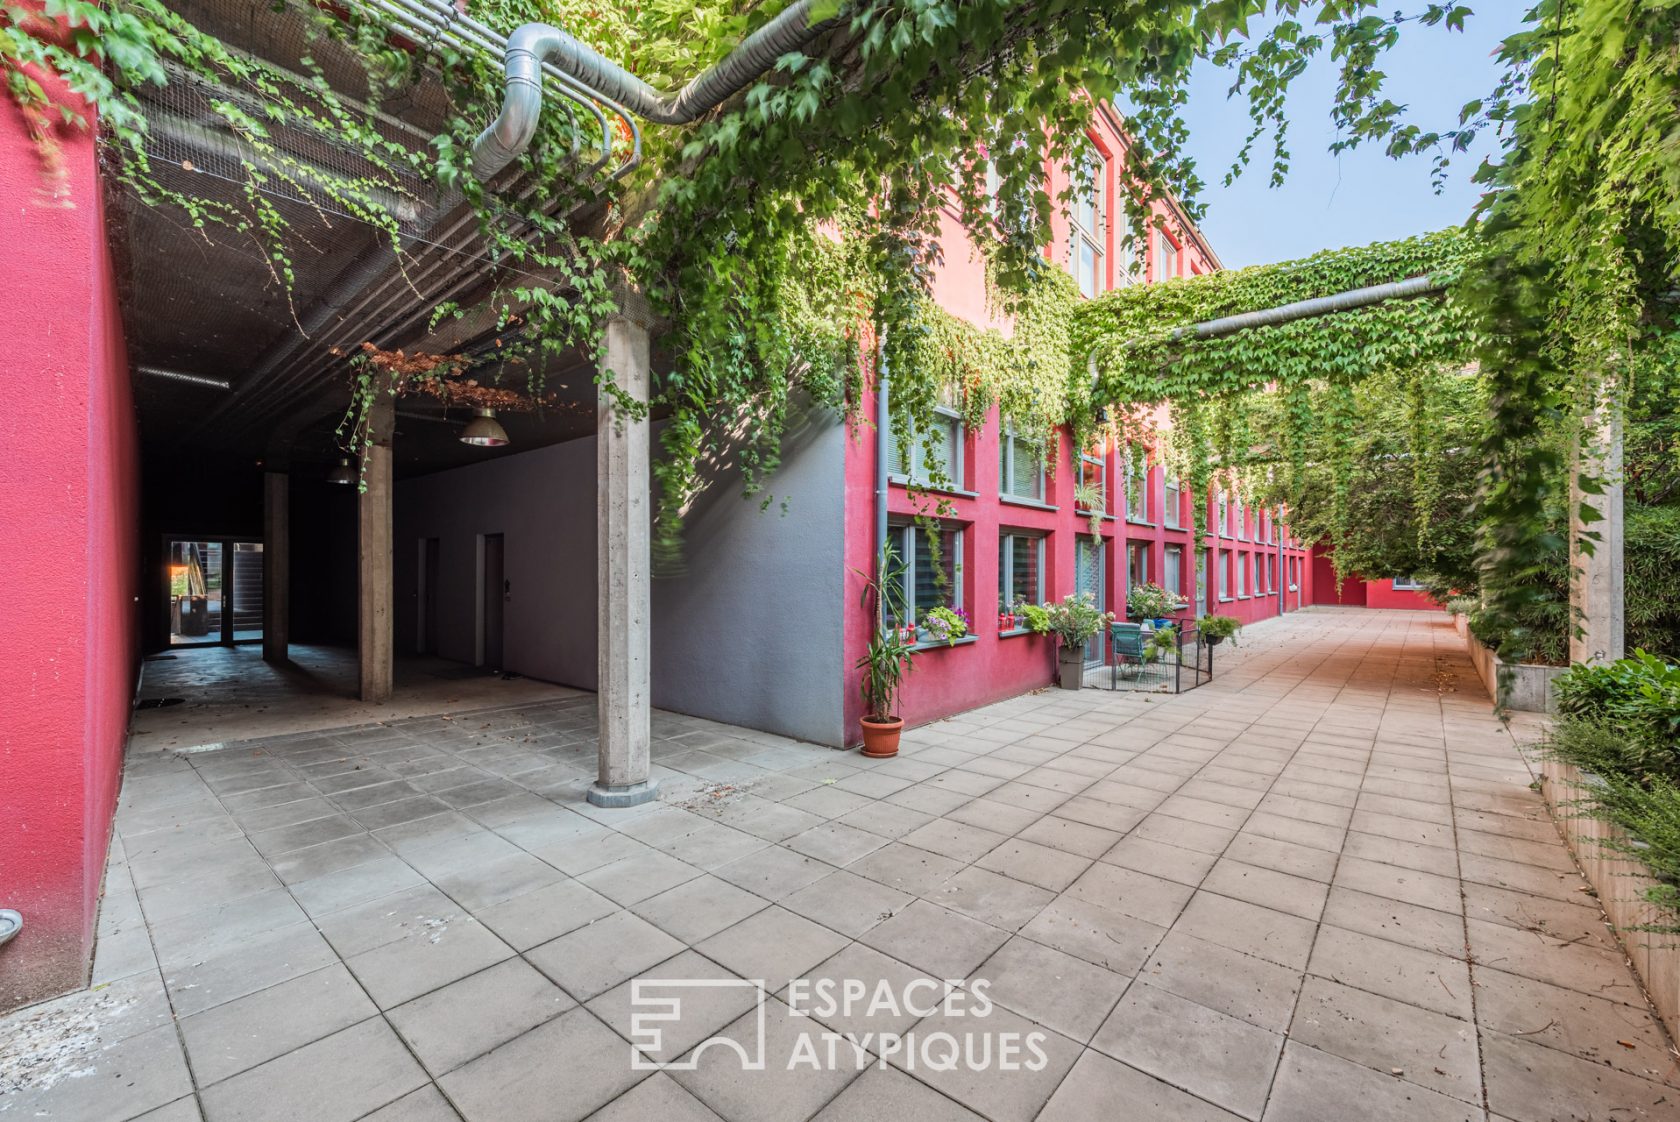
[1445,595,1479,617]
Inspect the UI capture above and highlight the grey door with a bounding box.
[418,537,439,655]
[1076,537,1104,668]
[482,533,504,670]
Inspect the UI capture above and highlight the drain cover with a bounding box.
[134,697,186,710]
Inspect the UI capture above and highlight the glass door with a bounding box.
[167,537,262,647]
[1075,537,1105,668]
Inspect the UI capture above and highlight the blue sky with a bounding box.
[1173,0,1532,269]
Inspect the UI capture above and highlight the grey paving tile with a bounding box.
[670,998,868,1122]
[860,900,1011,978]
[847,842,965,896]
[1321,886,1466,957]
[0,1021,192,1122]
[1068,862,1197,927]
[930,867,1056,931]
[780,869,914,938]
[973,935,1130,1042]
[198,1017,427,1122]
[526,909,684,1001]
[710,845,834,900]
[1137,929,1304,1034]
[785,821,891,866]
[885,1006,1081,1122]
[585,950,762,1064]
[1040,1048,1246,1122]
[178,963,377,1085]
[630,873,771,944]
[343,912,514,1008]
[1270,1039,1481,1122]
[697,906,851,990]
[472,876,620,950]
[811,1066,985,1121]
[1093,982,1284,1120]
[1473,965,1678,1082]
[975,837,1093,891]
[387,957,574,1075]
[584,1073,724,1121]
[1172,892,1318,971]
[1290,976,1480,1103]
[1307,925,1472,1019]
[440,1008,643,1122]
[1019,896,1166,975]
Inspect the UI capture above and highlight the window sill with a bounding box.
[997,628,1036,639]
[1074,509,1116,521]
[1218,596,1233,603]
[913,634,979,652]
[1125,517,1154,527]
[889,477,978,500]
[1000,495,1058,512]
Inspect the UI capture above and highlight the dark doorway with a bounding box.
[482,533,505,671]
[418,537,440,655]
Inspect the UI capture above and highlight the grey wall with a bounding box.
[393,398,848,746]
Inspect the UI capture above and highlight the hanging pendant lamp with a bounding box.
[459,406,510,447]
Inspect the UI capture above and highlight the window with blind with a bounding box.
[1216,492,1229,536]
[1164,546,1184,598]
[998,533,1043,614]
[886,410,963,488]
[886,522,962,632]
[1236,553,1248,597]
[998,428,1045,502]
[1218,553,1230,599]
[1164,476,1182,528]
[1126,463,1149,522]
[1155,228,1180,282]
[1127,542,1149,587]
[1079,452,1106,510]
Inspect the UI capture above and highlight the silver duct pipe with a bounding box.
[471,2,838,180]
[137,365,232,391]
[1168,273,1446,344]
[201,0,637,432]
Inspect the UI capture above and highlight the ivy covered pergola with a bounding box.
[6,0,1675,788]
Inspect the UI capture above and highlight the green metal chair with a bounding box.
[1109,622,1149,687]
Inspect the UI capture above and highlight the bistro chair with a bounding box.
[1109,622,1150,687]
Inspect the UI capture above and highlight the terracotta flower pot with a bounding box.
[860,716,904,758]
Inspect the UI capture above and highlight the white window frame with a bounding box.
[1391,575,1425,591]
[888,521,965,637]
[1069,157,1105,299]
[998,532,1045,618]
[1216,492,1229,537]
[1079,451,1108,512]
[1217,552,1230,600]
[1163,476,1183,529]
[1234,499,1247,540]
[1164,545,1184,599]
[1125,462,1150,523]
[1154,228,1180,283]
[998,427,1046,502]
[1128,541,1150,587]
[889,407,965,490]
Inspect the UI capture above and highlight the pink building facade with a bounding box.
[841,104,1315,736]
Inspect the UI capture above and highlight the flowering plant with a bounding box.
[923,605,970,646]
[1038,594,1114,649]
[1127,582,1187,620]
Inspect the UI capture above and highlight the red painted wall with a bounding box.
[1306,545,1439,610]
[0,79,139,1009]
[840,108,1316,741]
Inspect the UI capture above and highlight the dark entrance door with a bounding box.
[417,537,440,655]
[482,533,504,671]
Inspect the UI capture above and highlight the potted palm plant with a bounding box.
[855,545,916,757]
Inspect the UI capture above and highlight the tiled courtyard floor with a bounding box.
[3,608,1678,1121]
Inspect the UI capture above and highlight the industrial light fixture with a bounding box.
[325,457,356,485]
[459,406,510,448]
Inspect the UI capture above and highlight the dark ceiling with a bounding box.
[113,0,615,480]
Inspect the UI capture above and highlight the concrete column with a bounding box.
[358,391,396,702]
[262,470,289,663]
[590,291,658,808]
[1569,387,1625,665]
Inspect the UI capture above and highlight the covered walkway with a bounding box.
[2,608,1675,1121]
